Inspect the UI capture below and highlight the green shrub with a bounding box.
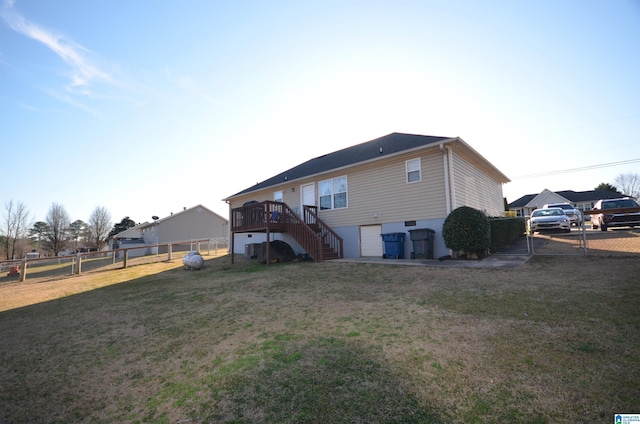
[489,217,526,252]
[442,206,491,258]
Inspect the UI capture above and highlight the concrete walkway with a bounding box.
[331,236,543,268]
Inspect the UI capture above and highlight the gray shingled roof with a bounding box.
[508,194,537,208]
[555,189,624,202]
[228,132,452,198]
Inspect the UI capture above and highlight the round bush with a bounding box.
[442,206,491,257]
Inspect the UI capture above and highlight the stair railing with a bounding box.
[231,201,343,262]
[277,203,324,261]
[303,206,343,259]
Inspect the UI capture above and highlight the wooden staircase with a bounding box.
[301,205,342,261]
[230,201,343,263]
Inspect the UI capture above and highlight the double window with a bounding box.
[319,176,347,210]
[406,158,421,183]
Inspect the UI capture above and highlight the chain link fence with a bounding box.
[529,209,640,257]
[494,220,637,258]
[492,207,640,258]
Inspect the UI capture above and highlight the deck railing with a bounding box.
[230,201,343,262]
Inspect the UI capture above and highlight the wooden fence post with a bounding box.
[167,244,172,261]
[76,255,82,274]
[19,260,27,282]
[123,250,128,268]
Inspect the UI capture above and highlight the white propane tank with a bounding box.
[182,251,204,270]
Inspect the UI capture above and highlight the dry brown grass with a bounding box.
[0,254,638,423]
[0,261,184,312]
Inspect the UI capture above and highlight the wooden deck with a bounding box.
[230,201,343,264]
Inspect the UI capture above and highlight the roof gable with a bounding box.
[228,133,453,198]
[138,204,227,229]
[112,222,149,239]
[528,189,570,207]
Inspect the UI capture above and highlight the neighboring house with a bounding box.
[109,222,149,257]
[223,133,510,261]
[508,189,622,219]
[110,205,228,257]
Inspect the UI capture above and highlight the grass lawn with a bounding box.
[0,254,638,423]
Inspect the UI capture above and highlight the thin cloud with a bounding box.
[177,75,220,104]
[1,1,111,88]
[43,87,104,117]
[0,0,143,112]
[19,102,62,113]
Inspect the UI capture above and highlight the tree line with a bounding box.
[1,202,137,260]
[596,173,640,200]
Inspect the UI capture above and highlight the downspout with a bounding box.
[227,200,235,264]
[440,144,453,258]
[440,144,452,214]
[154,221,160,256]
[448,145,456,210]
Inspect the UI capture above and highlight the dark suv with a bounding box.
[591,197,640,231]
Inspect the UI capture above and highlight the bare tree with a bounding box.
[1,200,32,260]
[86,207,112,251]
[614,173,640,200]
[44,203,71,256]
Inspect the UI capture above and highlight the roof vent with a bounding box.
[379,147,383,153]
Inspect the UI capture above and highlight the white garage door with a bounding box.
[360,225,383,257]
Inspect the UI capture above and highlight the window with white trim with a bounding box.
[319,176,347,210]
[406,158,421,183]
[274,190,283,202]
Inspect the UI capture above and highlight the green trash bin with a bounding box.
[409,228,435,259]
[381,233,406,259]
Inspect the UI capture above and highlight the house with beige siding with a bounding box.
[223,133,509,262]
[111,204,228,257]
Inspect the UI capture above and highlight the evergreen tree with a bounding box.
[108,217,137,238]
[594,183,622,195]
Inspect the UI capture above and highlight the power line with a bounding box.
[512,158,640,180]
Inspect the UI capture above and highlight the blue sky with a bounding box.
[1,0,639,225]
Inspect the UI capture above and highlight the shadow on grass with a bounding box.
[205,335,443,423]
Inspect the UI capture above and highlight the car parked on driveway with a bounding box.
[528,208,571,233]
[591,197,640,231]
[542,203,582,226]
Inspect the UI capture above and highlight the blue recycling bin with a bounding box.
[381,232,406,259]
